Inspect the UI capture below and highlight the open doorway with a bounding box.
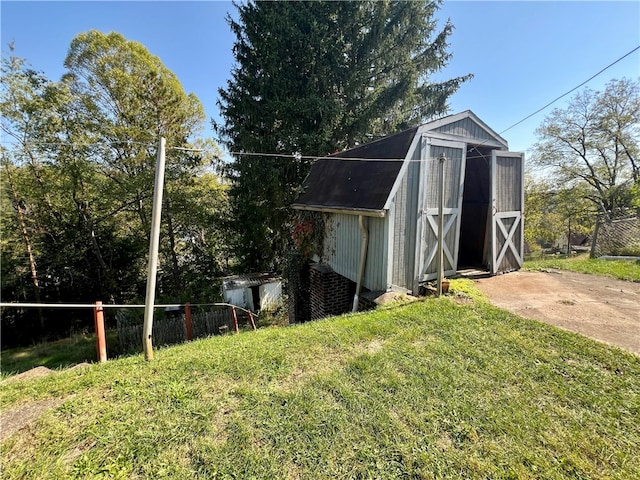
[458,144,493,269]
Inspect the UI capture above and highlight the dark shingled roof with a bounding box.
[293,126,418,213]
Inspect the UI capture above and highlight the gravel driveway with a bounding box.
[473,270,640,355]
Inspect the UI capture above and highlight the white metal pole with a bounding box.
[437,153,446,296]
[143,136,166,361]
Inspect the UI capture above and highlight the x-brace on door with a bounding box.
[414,137,466,287]
[490,150,524,274]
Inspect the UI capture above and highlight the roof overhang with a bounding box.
[292,204,386,218]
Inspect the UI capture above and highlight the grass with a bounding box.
[1,331,121,378]
[1,280,639,479]
[524,253,640,282]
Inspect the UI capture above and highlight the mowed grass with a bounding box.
[1,280,639,479]
[1,331,121,377]
[525,253,640,282]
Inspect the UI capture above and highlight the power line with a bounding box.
[2,46,637,161]
[498,45,640,136]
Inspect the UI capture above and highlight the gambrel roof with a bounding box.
[292,110,508,216]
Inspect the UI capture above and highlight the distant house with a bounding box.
[291,110,524,321]
[222,273,282,311]
[554,233,590,253]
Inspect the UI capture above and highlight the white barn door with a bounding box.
[490,151,524,274]
[414,137,466,288]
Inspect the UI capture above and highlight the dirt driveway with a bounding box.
[473,270,640,355]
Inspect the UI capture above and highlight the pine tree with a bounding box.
[216,0,471,272]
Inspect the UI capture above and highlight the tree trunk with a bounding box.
[4,164,44,328]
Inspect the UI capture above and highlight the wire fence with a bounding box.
[0,301,257,362]
[591,210,640,257]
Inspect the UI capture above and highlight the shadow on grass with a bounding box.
[0,330,133,376]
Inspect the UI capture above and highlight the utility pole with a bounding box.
[143,137,166,361]
[437,152,446,296]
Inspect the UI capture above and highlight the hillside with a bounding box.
[1,281,639,479]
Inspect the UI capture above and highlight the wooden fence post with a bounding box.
[185,302,193,341]
[231,306,239,333]
[93,301,107,363]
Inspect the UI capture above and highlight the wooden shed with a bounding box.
[292,110,524,300]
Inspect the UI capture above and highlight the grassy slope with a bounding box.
[1,281,638,479]
[1,331,120,377]
[524,254,640,282]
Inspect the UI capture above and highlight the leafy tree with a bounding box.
[2,36,228,345]
[0,49,67,306]
[533,78,640,213]
[63,31,226,298]
[524,174,595,254]
[216,0,471,272]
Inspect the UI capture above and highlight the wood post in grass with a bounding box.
[185,302,193,341]
[93,301,107,363]
[231,306,239,333]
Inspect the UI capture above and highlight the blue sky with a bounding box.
[1,1,639,156]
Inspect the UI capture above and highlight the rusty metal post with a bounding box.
[248,311,256,331]
[93,301,107,363]
[185,302,193,341]
[231,306,239,333]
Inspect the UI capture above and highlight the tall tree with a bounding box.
[533,78,640,213]
[2,37,228,345]
[216,0,471,272]
[63,31,218,297]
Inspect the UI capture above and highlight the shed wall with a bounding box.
[430,117,496,143]
[391,145,420,289]
[323,213,388,291]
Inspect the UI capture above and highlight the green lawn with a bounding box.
[1,331,121,378]
[524,253,640,282]
[1,280,639,479]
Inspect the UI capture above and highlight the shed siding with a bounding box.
[392,145,420,289]
[431,118,495,143]
[323,213,388,291]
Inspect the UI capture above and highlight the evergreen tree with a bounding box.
[216,0,471,272]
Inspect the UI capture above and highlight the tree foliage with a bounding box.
[524,174,594,253]
[532,78,640,213]
[1,35,227,346]
[217,0,471,272]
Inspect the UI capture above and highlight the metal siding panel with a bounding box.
[322,213,388,291]
[404,150,420,289]
[323,214,359,282]
[392,171,408,286]
[364,217,388,291]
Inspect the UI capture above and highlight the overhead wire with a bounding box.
[496,45,640,137]
[1,46,637,162]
